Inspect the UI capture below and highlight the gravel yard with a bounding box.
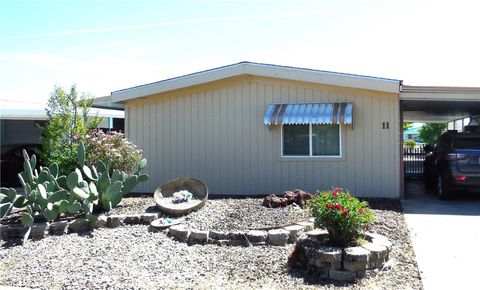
[0,197,422,289]
[108,197,311,230]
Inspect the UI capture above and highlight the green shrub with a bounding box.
[39,85,102,174]
[308,188,374,247]
[418,123,447,145]
[404,140,416,149]
[84,130,143,175]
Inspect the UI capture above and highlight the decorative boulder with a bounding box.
[262,194,288,208]
[262,189,313,208]
[283,189,313,207]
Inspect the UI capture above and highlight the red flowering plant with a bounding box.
[308,187,374,246]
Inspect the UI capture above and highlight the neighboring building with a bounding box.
[102,62,480,198]
[0,99,124,146]
[403,126,421,142]
[447,116,474,132]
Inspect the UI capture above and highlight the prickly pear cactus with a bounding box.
[77,141,149,211]
[0,187,27,219]
[1,149,97,241]
[1,141,150,242]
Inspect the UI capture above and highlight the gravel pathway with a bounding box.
[0,198,422,289]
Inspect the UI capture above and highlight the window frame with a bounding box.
[281,123,343,158]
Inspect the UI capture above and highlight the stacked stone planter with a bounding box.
[289,229,392,282]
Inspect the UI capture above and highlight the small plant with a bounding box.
[84,130,143,175]
[404,140,416,149]
[172,190,193,204]
[308,188,374,247]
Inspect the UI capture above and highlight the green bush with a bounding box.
[39,85,102,174]
[404,140,416,149]
[84,130,143,175]
[418,123,447,145]
[308,188,374,247]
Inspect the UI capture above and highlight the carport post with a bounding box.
[400,101,405,199]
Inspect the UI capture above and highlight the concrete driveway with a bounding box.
[401,181,480,290]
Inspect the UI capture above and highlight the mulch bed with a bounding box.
[0,197,423,289]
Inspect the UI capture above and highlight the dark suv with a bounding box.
[424,122,480,199]
[1,143,41,187]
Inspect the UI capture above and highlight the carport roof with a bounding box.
[0,99,124,120]
[400,85,480,122]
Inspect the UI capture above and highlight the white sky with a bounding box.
[1,0,479,103]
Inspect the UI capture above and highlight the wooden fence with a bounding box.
[403,147,426,178]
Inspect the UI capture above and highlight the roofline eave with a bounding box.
[111,62,401,102]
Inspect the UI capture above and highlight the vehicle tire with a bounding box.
[424,168,434,190]
[423,158,436,191]
[437,174,449,200]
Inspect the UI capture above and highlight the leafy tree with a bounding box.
[403,122,413,131]
[39,85,102,174]
[418,123,447,145]
[404,140,416,149]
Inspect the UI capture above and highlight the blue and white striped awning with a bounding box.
[264,102,353,126]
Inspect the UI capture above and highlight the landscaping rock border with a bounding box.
[0,213,157,240]
[0,212,316,247]
[0,213,392,280]
[165,221,317,246]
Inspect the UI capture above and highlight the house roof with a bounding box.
[111,62,402,102]
[403,127,420,134]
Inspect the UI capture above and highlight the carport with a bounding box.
[0,99,125,147]
[400,85,480,290]
[399,85,480,198]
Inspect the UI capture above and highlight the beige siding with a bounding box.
[126,76,401,198]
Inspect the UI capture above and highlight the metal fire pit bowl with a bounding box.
[154,177,208,217]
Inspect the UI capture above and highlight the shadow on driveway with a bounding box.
[402,179,480,216]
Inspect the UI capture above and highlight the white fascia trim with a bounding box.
[93,95,125,110]
[90,108,125,119]
[111,64,249,102]
[246,63,400,94]
[400,91,480,102]
[0,108,124,120]
[111,62,401,102]
[0,108,47,120]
